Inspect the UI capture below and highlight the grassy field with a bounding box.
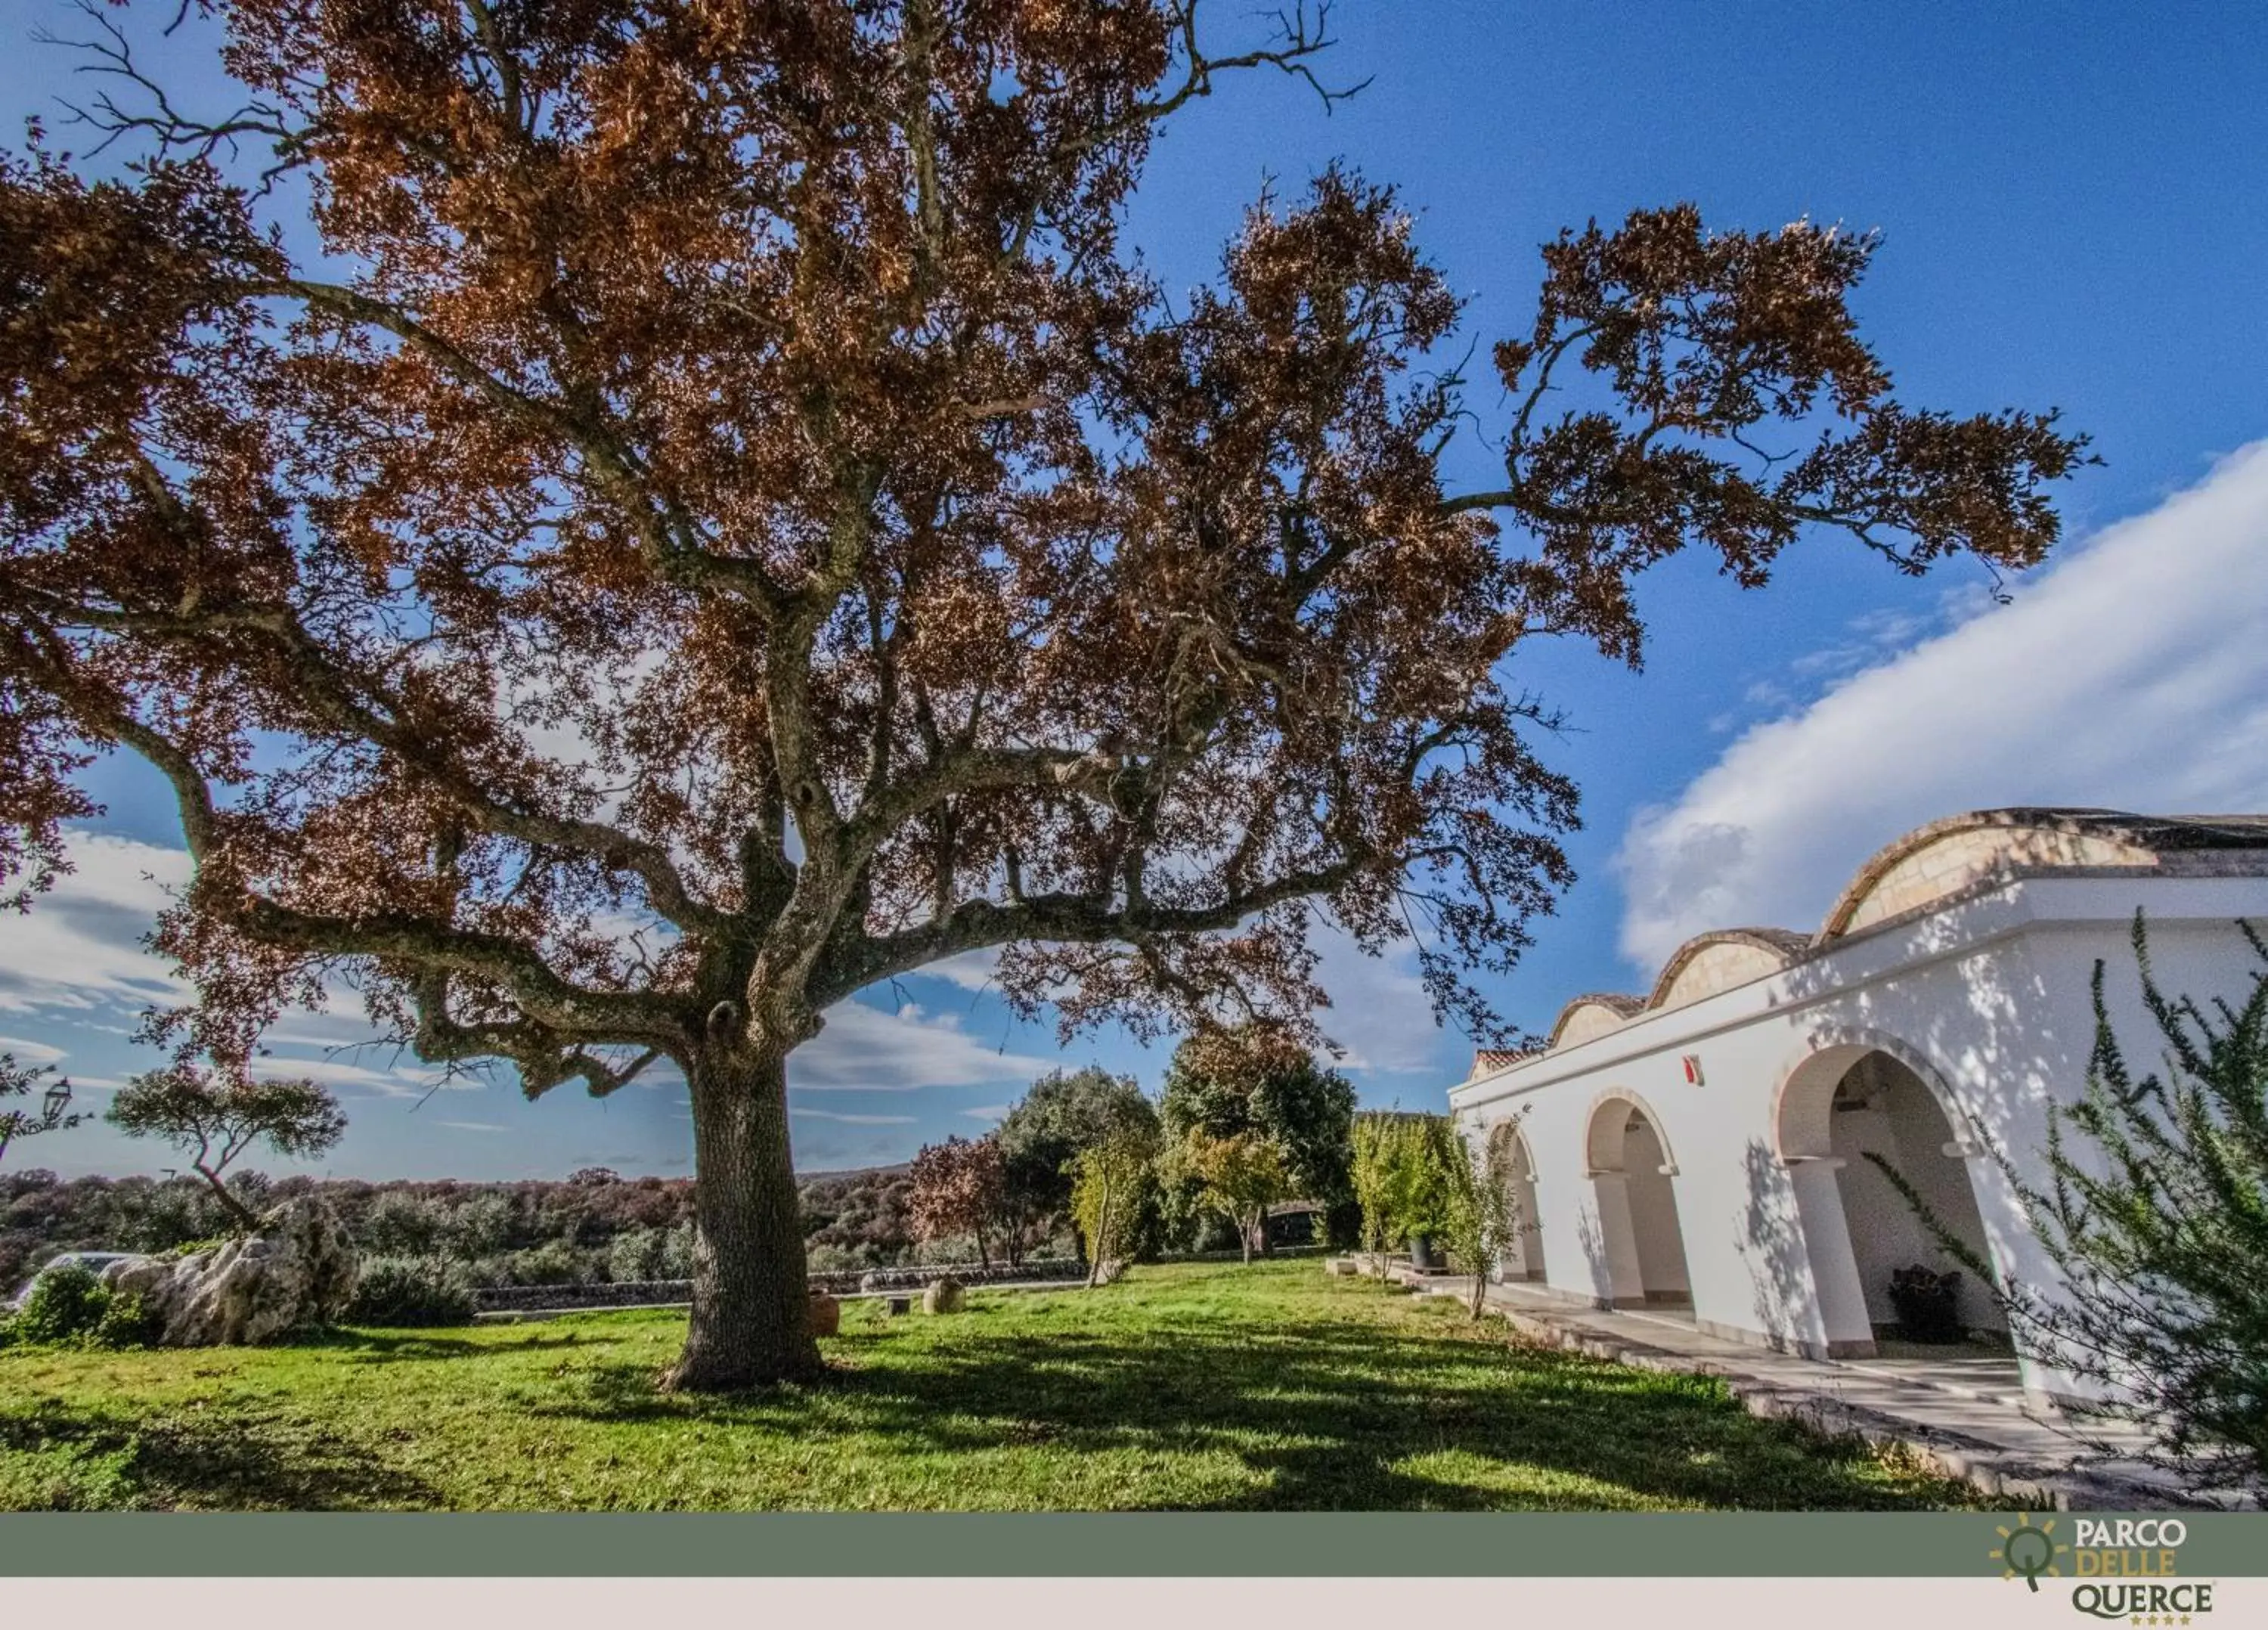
[0,1260,2000,1511]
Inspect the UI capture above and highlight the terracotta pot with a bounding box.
[807,1291,841,1338]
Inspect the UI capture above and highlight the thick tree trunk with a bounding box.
[664,1046,822,1391]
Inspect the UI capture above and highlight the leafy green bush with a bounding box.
[441,1193,515,1257]
[158,1235,229,1260]
[360,1192,448,1257]
[13,1263,110,1343]
[116,1179,237,1253]
[606,1222,696,1282]
[502,1238,596,1285]
[9,1263,161,1348]
[90,1288,166,1349]
[345,1257,476,1327]
[1352,1112,1461,1251]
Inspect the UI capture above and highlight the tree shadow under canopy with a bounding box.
[527,1288,1980,1511]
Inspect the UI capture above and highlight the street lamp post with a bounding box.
[41,1077,71,1125]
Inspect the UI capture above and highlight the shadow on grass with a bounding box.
[308,1328,593,1364]
[0,1399,440,1511]
[526,1291,1979,1511]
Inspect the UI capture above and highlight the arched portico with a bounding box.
[1583,1092,1692,1310]
[1487,1121,1546,1283]
[1775,1037,2009,1351]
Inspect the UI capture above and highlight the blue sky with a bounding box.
[5,2,2267,1180]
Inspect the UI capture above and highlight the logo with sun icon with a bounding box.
[1991,1513,2070,1591]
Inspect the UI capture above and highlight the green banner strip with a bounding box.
[0,1512,2258,1576]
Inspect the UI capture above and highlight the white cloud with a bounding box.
[1307,928,1444,1074]
[924,947,1002,993]
[792,999,1057,1091]
[252,1017,474,1099]
[0,832,191,1018]
[1616,442,2268,973]
[0,1035,67,1064]
[789,1108,918,1125]
[438,1120,508,1133]
[961,1103,1012,1123]
[251,1052,460,1099]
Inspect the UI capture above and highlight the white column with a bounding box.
[1494,1229,1525,1282]
[1783,1156,1875,1356]
[1588,1171,1647,1308]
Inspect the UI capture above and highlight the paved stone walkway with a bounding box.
[1379,1266,2250,1511]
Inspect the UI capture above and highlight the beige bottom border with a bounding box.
[1,1575,2255,1630]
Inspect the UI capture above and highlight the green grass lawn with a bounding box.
[0,1259,2000,1511]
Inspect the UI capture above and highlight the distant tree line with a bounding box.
[2,1160,967,1294]
[3,1031,1362,1294]
[906,1028,1362,1275]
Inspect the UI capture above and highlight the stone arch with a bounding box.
[1584,1087,1681,1175]
[1771,1026,1981,1163]
[1771,1029,2009,1347]
[1582,1092,1691,1310]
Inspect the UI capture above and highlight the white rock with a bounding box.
[103,1198,359,1346]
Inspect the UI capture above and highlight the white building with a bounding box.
[1446,807,2268,1405]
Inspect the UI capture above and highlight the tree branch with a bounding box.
[812,854,1369,1006]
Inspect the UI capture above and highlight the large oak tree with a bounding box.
[0,0,2087,1387]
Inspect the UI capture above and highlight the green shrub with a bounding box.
[441,1193,514,1256]
[9,1263,162,1348]
[89,1288,166,1348]
[345,1257,476,1327]
[501,1238,596,1285]
[158,1235,229,1260]
[656,1222,694,1280]
[606,1224,692,1282]
[13,1263,110,1343]
[117,1179,236,1252]
[360,1192,448,1257]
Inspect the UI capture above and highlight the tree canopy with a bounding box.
[1170,1126,1291,1263]
[994,1064,1151,1260]
[106,1062,347,1228]
[1065,1084,1161,1284]
[906,1132,1005,1267]
[1160,1021,1355,1243]
[0,0,2087,1386]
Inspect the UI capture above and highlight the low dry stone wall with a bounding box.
[470,1257,1086,1313]
[841,1260,1083,1294]
[473,1278,692,1313]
